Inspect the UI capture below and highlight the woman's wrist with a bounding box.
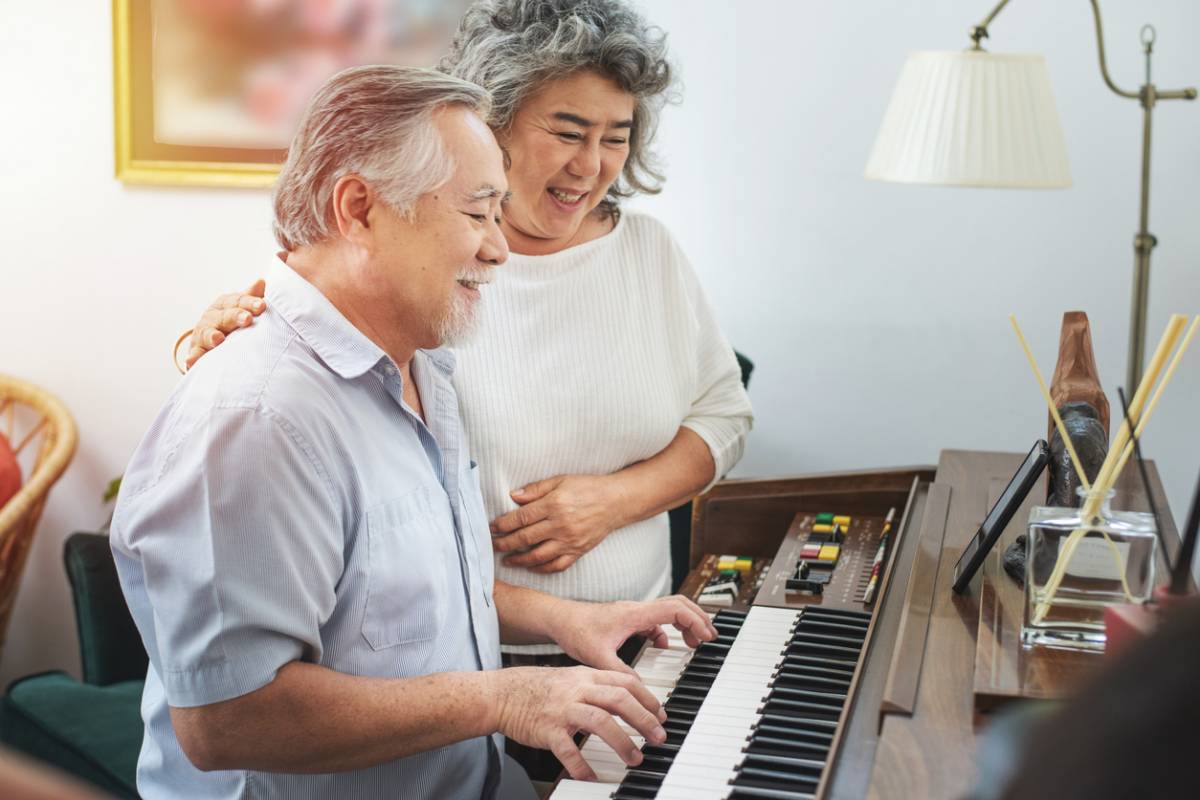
[601,470,641,532]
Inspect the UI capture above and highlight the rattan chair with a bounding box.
[0,375,77,661]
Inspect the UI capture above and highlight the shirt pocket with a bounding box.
[361,488,450,649]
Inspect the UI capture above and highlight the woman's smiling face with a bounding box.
[496,71,636,255]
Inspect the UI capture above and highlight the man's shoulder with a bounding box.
[185,309,350,414]
[119,313,350,496]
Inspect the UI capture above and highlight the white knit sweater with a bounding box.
[453,210,754,654]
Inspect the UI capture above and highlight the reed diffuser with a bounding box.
[1012,314,1198,649]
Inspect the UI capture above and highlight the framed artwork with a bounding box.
[112,0,468,188]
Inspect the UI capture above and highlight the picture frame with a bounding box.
[111,0,466,189]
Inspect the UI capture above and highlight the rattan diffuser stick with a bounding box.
[1032,315,1194,624]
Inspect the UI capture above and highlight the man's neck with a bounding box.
[283,247,419,373]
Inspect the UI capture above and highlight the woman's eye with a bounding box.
[605,138,628,146]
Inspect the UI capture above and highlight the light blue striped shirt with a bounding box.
[111,258,504,799]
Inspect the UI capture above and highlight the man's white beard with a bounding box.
[434,290,480,347]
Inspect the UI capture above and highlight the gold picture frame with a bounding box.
[112,0,282,188]
[111,0,466,189]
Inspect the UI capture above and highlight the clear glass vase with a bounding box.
[1021,487,1157,651]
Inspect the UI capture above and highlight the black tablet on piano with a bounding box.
[951,440,1050,594]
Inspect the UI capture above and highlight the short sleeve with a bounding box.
[112,405,343,707]
[671,240,754,491]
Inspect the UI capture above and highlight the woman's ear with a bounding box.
[331,174,373,241]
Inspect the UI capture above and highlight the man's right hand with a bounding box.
[490,666,667,781]
[184,279,268,370]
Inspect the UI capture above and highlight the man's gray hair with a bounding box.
[273,65,491,251]
[440,0,675,215]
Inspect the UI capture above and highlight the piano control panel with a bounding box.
[754,512,891,612]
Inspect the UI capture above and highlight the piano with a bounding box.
[550,450,1184,800]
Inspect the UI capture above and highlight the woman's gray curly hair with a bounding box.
[440,0,675,214]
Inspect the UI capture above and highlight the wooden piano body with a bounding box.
[554,449,1182,800]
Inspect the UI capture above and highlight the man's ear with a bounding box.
[330,174,374,241]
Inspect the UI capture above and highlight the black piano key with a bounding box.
[611,789,658,800]
[673,678,717,694]
[772,671,852,691]
[789,631,867,648]
[745,739,830,761]
[784,640,862,659]
[753,714,840,734]
[741,752,826,774]
[619,769,664,789]
[799,607,870,625]
[779,654,857,672]
[797,619,869,638]
[755,705,841,727]
[695,640,733,654]
[664,698,702,714]
[752,718,836,739]
[727,782,816,799]
[668,686,711,703]
[766,685,848,706]
[751,731,834,752]
[760,697,843,720]
[737,763,822,788]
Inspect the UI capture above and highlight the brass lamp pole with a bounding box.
[971,0,1196,394]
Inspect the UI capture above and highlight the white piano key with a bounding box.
[547,779,620,799]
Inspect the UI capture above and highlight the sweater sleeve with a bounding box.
[669,237,754,493]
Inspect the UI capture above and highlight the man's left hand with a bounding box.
[552,595,718,674]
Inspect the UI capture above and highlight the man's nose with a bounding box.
[479,218,508,266]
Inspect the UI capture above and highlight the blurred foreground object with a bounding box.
[1000,597,1200,799]
[0,746,107,799]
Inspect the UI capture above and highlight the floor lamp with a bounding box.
[865,0,1195,394]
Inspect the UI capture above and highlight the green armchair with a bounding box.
[0,532,147,798]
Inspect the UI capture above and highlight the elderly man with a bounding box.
[111,65,714,799]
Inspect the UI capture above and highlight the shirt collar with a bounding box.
[266,256,385,380]
[265,255,458,380]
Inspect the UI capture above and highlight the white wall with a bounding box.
[0,0,1197,688]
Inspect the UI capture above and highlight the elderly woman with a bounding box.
[188,0,751,663]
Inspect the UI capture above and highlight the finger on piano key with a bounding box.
[581,734,646,782]
[547,779,621,799]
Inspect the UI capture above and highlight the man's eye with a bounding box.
[466,213,487,222]
[556,132,583,142]
[494,216,502,225]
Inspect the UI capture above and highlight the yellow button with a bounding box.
[818,545,840,562]
[717,560,736,571]
[734,558,753,572]
[812,523,835,534]
[833,515,852,527]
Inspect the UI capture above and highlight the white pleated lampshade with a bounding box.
[865,51,1071,188]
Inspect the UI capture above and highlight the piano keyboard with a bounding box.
[551,605,871,800]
